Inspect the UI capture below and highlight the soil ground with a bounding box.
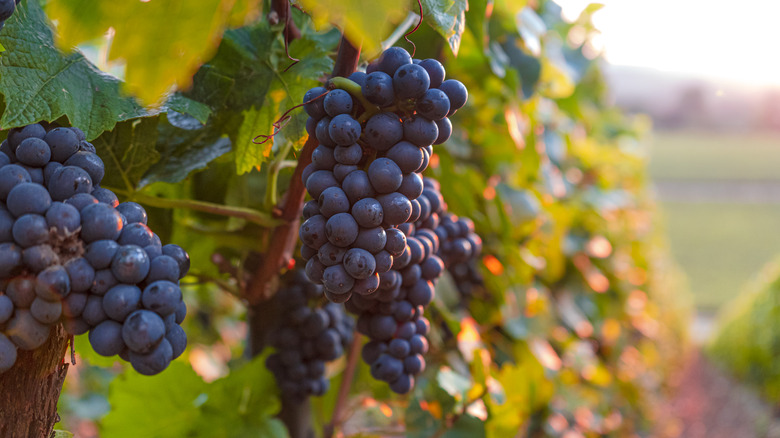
[655,351,780,438]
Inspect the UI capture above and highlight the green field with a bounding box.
[659,202,780,309]
[650,130,780,181]
[650,130,780,310]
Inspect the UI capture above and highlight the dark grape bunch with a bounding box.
[265,269,354,399]
[0,122,190,376]
[0,0,17,33]
[299,46,468,305]
[437,212,483,298]
[342,179,450,394]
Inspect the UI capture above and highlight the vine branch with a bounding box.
[110,188,280,227]
[332,36,361,79]
[324,333,363,438]
[270,0,302,71]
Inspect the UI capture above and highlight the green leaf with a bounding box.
[406,395,441,437]
[101,357,286,438]
[444,415,486,438]
[422,0,468,54]
[188,355,286,437]
[199,354,280,420]
[101,362,207,438]
[93,117,161,191]
[186,23,334,174]
[165,94,213,125]
[465,0,490,50]
[297,0,406,57]
[495,185,540,224]
[437,367,472,398]
[46,0,263,105]
[0,0,147,139]
[235,106,275,174]
[52,430,75,438]
[140,121,231,187]
[500,36,541,98]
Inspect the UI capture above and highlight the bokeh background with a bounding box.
[559,0,780,333]
[559,1,780,435]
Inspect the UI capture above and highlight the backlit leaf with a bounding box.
[0,0,147,139]
[93,117,160,191]
[47,0,263,105]
[297,0,406,57]
[101,362,206,438]
[422,0,469,54]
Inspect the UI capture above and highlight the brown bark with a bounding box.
[0,324,69,438]
[332,37,361,79]
[278,396,314,438]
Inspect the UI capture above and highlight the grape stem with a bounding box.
[323,332,362,438]
[183,272,241,298]
[264,139,296,210]
[244,134,317,304]
[329,76,381,120]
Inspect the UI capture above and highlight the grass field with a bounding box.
[650,130,780,310]
[650,130,780,181]
[659,202,780,310]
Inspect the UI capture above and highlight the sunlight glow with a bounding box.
[557,0,780,86]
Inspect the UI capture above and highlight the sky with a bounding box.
[556,0,780,86]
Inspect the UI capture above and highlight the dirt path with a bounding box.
[655,351,780,438]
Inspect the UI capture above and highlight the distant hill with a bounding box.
[603,64,780,131]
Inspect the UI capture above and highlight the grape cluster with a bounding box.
[299,46,467,305]
[437,213,483,297]
[0,0,18,32]
[0,123,190,376]
[341,180,449,393]
[265,269,354,399]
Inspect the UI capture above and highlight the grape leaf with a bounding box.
[164,95,212,125]
[185,24,334,174]
[465,0,490,51]
[297,0,406,57]
[235,105,275,174]
[101,357,285,438]
[100,362,206,438]
[0,0,147,140]
[140,120,231,187]
[93,117,160,191]
[422,0,469,55]
[45,0,263,105]
[444,415,486,438]
[190,354,284,435]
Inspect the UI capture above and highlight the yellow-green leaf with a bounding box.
[297,0,406,57]
[47,0,263,105]
[422,0,469,55]
[235,105,276,174]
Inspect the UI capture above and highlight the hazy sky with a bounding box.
[556,0,780,86]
